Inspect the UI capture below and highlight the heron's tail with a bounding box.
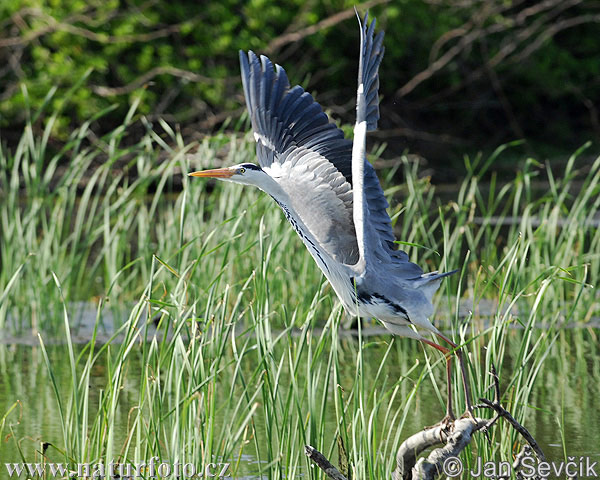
[410,269,459,302]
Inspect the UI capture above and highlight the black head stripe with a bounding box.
[241,163,262,171]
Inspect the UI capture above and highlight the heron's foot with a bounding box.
[425,413,455,431]
[460,406,478,424]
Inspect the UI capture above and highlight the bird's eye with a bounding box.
[239,167,246,174]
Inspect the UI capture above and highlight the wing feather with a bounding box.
[357,13,385,131]
[352,12,421,272]
[239,44,414,268]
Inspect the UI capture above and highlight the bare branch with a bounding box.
[512,13,600,63]
[392,420,480,479]
[305,445,348,480]
[394,365,547,480]
[90,66,225,97]
[396,0,591,101]
[264,0,389,54]
[476,397,546,462]
[397,28,483,98]
[411,418,485,480]
[304,365,547,480]
[0,9,192,48]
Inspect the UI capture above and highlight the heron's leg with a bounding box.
[420,338,454,421]
[436,333,474,418]
[445,354,453,420]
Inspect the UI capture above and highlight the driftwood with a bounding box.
[305,366,547,480]
[393,417,485,480]
[305,446,349,480]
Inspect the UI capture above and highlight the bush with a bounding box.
[1,0,598,165]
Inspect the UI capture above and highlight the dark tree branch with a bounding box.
[90,66,225,97]
[0,9,194,48]
[305,446,348,480]
[264,0,390,54]
[473,365,546,462]
[396,0,595,104]
[476,397,546,462]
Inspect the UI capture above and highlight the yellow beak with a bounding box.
[188,168,235,178]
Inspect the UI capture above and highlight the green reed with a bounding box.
[0,95,598,477]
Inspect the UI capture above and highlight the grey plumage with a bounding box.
[357,13,384,131]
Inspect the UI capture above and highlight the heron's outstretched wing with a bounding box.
[239,49,405,266]
[351,13,425,279]
[240,51,352,174]
[357,12,384,132]
[355,12,399,255]
[240,50,359,264]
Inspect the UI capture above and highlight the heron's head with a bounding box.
[188,163,265,186]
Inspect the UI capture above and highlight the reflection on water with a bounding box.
[0,329,598,477]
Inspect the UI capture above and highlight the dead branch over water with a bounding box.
[306,366,547,480]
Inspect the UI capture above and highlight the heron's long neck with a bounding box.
[252,170,288,204]
[351,119,368,268]
[254,171,333,275]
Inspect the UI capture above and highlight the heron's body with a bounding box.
[190,12,472,418]
[243,156,442,339]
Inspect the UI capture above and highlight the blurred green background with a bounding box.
[1,0,598,171]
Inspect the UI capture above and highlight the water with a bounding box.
[1,323,598,478]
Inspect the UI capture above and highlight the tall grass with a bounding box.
[1,101,598,335]
[2,233,596,477]
[1,99,599,477]
[0,101,336,334]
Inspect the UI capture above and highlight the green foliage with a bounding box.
[1,0,355,136]
[1,0,598,160]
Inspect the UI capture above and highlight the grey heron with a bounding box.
[189,12,472,419]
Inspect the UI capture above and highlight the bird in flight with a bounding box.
[189,12,472,420]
